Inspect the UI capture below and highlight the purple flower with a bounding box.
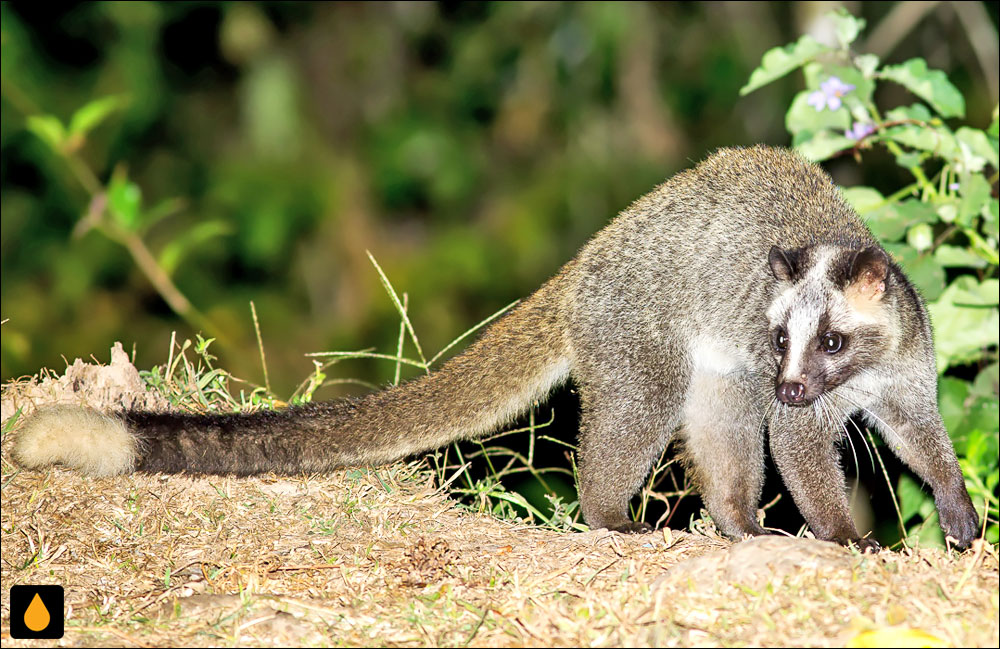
[807,76,856,112]
[845,122,875,141]
[949,182,960,191]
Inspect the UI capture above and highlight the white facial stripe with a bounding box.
[782,345,804,381]
[766,284,796,321]
[782,298,823,380]
[767,246,837,322]
[805,246,837,283]
[769,247,838,382]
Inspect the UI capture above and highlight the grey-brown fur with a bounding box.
[14,146,979,550]
[124,270,569,475]
[125,275,572,475]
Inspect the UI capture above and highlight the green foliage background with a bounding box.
[1,2,997,544]
[1,2,993,389]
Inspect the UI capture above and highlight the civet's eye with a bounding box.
[822,332,843,354]
[774,328,788,353]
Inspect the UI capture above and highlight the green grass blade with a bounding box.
[428,299,519,367]
[366,251,428,371]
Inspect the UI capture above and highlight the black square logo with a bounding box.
[10,585,64,639]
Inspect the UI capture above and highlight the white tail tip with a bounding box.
[13,405,137,477]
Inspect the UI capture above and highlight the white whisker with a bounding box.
[822,393,861,502]
[837,382,883,402]
[835,391,908,453]
[831,393,876,471]
[757,397,777,440]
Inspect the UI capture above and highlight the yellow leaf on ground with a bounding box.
[847,627,949,648]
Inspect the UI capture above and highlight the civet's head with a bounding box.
[766,244,892,406]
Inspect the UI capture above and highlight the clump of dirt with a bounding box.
[2,349,998,647]
[392,538,459,588]
[1,342,169,422]
[657,535,858,591]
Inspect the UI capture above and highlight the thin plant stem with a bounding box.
[250,301,270,395]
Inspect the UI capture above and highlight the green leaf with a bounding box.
[829,9,866,48]
[983,198,999,240]
[882,105,957,156]
[139,196,186,232]
[936,202,958,224]
[955,127,998,171]
[854,53,879,77]
[938,376,970,436]
[906,223,933,251]
[927,276,1000,371]
[934,245,988,269]
[964,227,1000,266]
[957,173,991,226]
[885,243,946,300]
[864,205,909,242]
[841,186,884,213]
[881,122,958,158]
[68,95,127,138]
[740,35,829,95]
[25,115,66,152]
[785,90,851,135]
[951,278,999,307]
[802,64,875,108]
[964,428,997,470]
[896,200,940,224]
[159,220,233,275]
[898,473,934,522]
[886,103,934,122]
[792,129,854,162]
[955,408,998,501]
[879,58,965,118]
[970,362,998,400]
[107,170,143,231]
[893,150,924,169]
[841,82,875,121]
[865,199,937,242]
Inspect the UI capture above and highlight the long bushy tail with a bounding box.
[12,279,574,477]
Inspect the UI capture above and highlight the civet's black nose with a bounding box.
[777,381,806,404]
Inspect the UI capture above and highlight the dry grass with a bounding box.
[2,347,998,647]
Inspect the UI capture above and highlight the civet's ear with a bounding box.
[846,246,889,302]
[768,246,800,282]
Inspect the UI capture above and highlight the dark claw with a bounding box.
[937,490,979,551]
[849,537,880,554]
[610,521,653,534]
